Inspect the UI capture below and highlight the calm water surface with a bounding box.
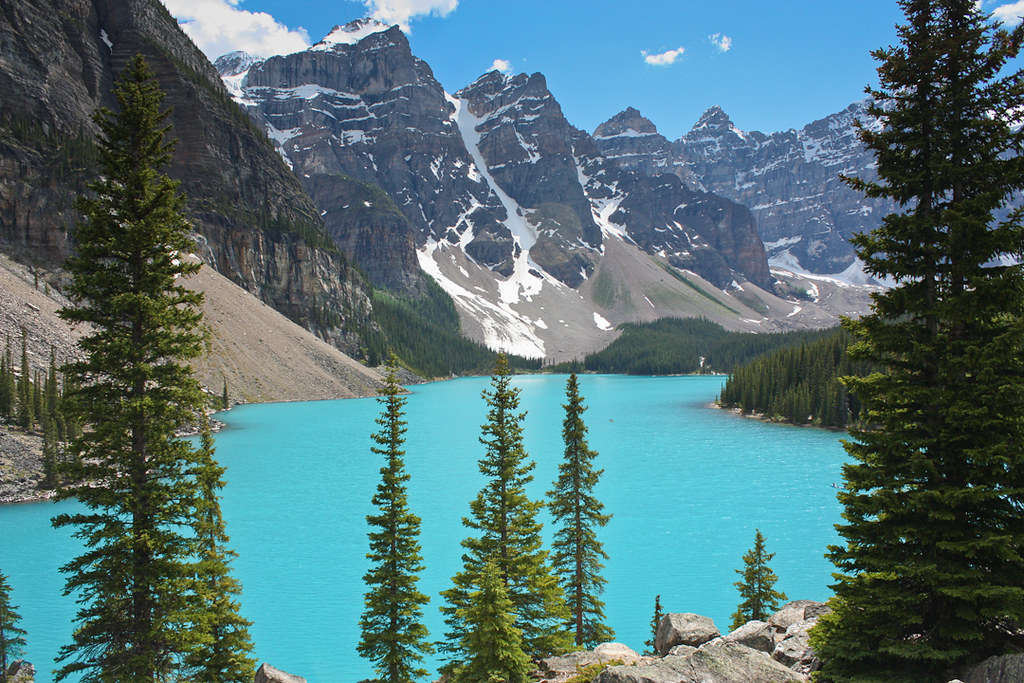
[0,374,847,682]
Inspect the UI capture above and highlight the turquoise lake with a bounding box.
[0,374,848,682]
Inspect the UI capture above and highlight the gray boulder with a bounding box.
[772,618,821,674]
[594,642,642,663]
[668,644,697,657]
[654,612,721,654]
[965,653,1024,683]
[767,600,828,635]
[596,643,807,683]
[254,663,306,683]
[722,619,775,653]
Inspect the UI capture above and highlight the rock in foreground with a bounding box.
[596,642,806,683]
[654,612,721,654]
[254,663,306,683]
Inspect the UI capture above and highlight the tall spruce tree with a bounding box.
[548,373,613,649]
[440,354,570,667]
[16,330,32,431]
[0,337,12,419]
[809,2,1024,680]
[184,413,256,682]
[730,529,786,631]
[357,355,432,683]
[53,54,212,682]
[450,561,531,683]
[0,570,27,683]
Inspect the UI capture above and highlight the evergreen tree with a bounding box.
[358,355,432,682]
[16,330,32,430]
[548,373,613,649]
[0,337,11,419]
[809,3,1024,680]
[45,347,60,421]
[644,595,663,654]
[441,354,570,667]
[41,416,60,490]
[53,54,212,682]
[0,571,27,683]
[729,530,786,631]
[221,379,229,410]
[184,413,256,682]
[451,561,531,683]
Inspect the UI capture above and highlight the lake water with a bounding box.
[0,374,848,682]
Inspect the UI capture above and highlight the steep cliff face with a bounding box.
[593,101,897,279]
[678,102,895,275]
[233,22,502,293]
[0,0,374,353]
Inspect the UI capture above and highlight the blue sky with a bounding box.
[161,0,1024,139]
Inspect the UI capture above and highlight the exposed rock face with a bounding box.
[456,71,602,287]
[0,0,373,354]
[592,106,702,189]
[594,101,899,279]
[654,613,721,655]
[254,663,306,683]
[678,102,895,276]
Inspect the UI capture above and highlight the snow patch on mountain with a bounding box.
[417,241,546,358]
[313,19,393,49]
[449,93,544,304]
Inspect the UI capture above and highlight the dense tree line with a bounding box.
[718,328,878,428]
[575,318,838,376]
[0,334,79,487]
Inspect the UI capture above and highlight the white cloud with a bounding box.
[490,58,512,74]
[363,0,458,30]
[642,46,685,66]
[709,33,732,52]
[161,0,310,60]
[993,1,1024,24]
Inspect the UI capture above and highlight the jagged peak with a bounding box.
[213,51,263,77]
[312,18,398,50]
[688,105,751,141]
[594,107,659,138]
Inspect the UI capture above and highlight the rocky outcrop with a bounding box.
[596,642,806,683]
[654,613,721,654]
[5,660,35,683]
[254,663,306,683]
[0,0,373,355]
[540,642,642,676]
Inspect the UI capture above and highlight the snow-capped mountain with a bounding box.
[595,101,895,280]
[218,21,877,359]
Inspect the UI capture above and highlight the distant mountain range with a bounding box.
[214,19,884,359]
[0,3,888,367]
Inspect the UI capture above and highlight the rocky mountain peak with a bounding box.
[690,105,742,137]
[312,18,396,50]
[593,107,659,138]
[213,51,262,77]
